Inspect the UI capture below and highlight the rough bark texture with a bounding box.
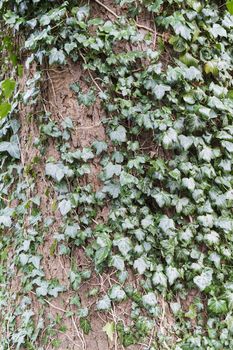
[16,58,143,349]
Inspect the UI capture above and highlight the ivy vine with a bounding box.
[0,0,233,349]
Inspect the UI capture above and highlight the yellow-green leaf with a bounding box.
[103,322,115,342]
[1,79,16,98]
[0,102,11,119]
[227,1,233,14]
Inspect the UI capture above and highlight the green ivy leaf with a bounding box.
[193,269,213,291]
[80,318,91,335]
[1,79,16,98]
[110,125,127,143]
[111,255,125,271]
[142,292,157,307]
[208,298,228,315]
[59,199,71,216]
[166,266,180,285]
[0,141,20,159]
[49,48,66,65]
[133,256,149,274]
[103,322,115,342]
[109,285,126,301]
[0,102,11,119]
[96,295,111,311]
[227,1,233,14]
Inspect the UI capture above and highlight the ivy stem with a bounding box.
[94,0,156,34]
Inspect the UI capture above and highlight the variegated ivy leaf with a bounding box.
[142,292,157,307]
[96,295,111,311]
[108,285,126,301]
[166,266,180,285]
[193,269,213,291]
[133,256,149,274]
[110,125,127,142]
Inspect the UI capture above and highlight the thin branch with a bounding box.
[94,0,119,18]
[79,51,104,93]
[135,23,154,33]
[93,0,157,34]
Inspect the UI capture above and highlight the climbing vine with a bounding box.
[0,0,233,349]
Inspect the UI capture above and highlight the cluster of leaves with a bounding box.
[0,0,233,349]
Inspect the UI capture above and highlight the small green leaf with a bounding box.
[59,199,71,216]
[111,255,125,271]
[0,141,20,159]
[208,298,228,315]
[103,322,115,342]
[204,61,218,76]
[166,266,180,285]
[80,318,91,335]
[49,48,66,65]
[94,246,110,265]
[142,292,157,307]
[96,295,111,310]
[110,125,127,143]
[133,256,149,274]
[1,79,16,98]
[227,1,233,14]
[109,285,126,301]
[193,269,213,291]
[179,53,198,67]
[0,102,11,119]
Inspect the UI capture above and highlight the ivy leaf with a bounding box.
[166,266,180,285]
[0,215,12,227]
[182,177,195,191]
[179,53,198,67]
[153,84,171,99]
[109,285,126,301]
[1,79,16,98]
[45,163,73,182]
[105,163,121,179]
[59,199,71,216]
[103,322,115,342]
[76,5,90,21]
[92,140,107,155]
[178,135,193,150]
[94,246,110,265]
[78,90,96,107]
[80,318,91,335]
[111,255,125,271]
[204,61,219,76]
[162,128,178,149]
[0,102,11,119]
[49,48,66,65]
[199,146,213,162]
[64,42,77,54]
[0,141,20,159]
[48,285,65,297]
[113,237,132,256]
[142,292,157,307]
[141,215,153,229]
[133,256,149,274]
[36,282,49,297]
[152,271,167,288]
[193,269,213,291]
[208,298,228,315]
[110,125,127,143]
[96,295,111,310]
[227,1,233,14]
[209,24,227,38]
[102,183,120,198]
[174,24,191,40]
[222,141,233,153]
[159,216,175,234]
